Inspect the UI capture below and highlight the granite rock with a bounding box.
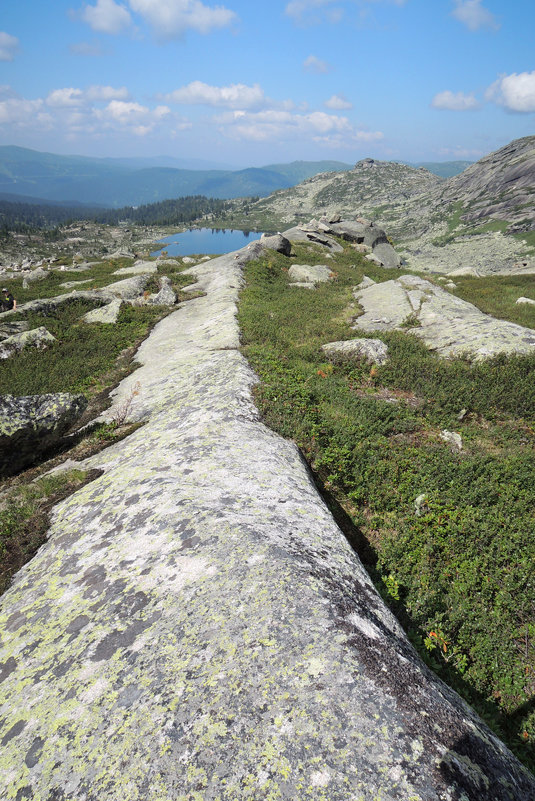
[0,392,87,476]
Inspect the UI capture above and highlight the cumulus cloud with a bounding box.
[0,84,179,142]
[80,0,237,38]
[485,72,535,113]
[215,107,382,148]
[451,0,499,31]
[129,0,237,37]
[164,81,266,109]
[303,55,331,74]
[0,96,47,127]
[46,88,85,108]
[81,0,133,34]
[46,86,130,107]
[431,90,480,111]
[325,94,353,109]
[0,32,19,62]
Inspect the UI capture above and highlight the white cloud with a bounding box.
[46,88,85,108]
[128,0,236,37]
[303,55,331,74]
[0,32,19,62]
[431,90,480,111]
[165,81,266,109]
[485,72,535,113]
[0,97,45,127]
[98,99,151,123]
[215,107,382,148]
[82,0,133,34]
[451,0,499,31]
[0,84,179,143]
[46,86,130,107]
[325,94,353,109]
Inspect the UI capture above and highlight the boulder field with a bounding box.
[0,235,534,800]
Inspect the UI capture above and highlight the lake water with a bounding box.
[152,228,263,257]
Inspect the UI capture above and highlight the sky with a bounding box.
[0,0,534,168]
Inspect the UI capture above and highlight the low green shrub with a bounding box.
[239,241,535,771]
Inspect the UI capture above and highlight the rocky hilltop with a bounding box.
[231,136,535,276]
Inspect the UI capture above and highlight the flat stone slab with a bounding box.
[354,274,535,360]
[288,264,332,283]
[323,337,389,365]
[83,299,124,324]
[113,261,159,276]
[0,246,533,800]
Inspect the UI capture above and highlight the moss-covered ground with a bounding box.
[238,240,535,773]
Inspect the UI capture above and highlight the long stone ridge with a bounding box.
[1,239,533,800]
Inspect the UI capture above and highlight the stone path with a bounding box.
[1,242,534,800]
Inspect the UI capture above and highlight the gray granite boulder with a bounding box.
[145,276,177,306]
[288,264,332,283]
[260,233,292,255]
[22,267,48,289]
[516,296,535,306]
[0,327,55,359]
[354,274,535,360]
[322,337,389,365]
[282,225,344,252]
[83,299,124,324]
[0,392,87,476]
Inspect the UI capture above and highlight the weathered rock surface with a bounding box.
[0,321,29,340]
[145,275,176,306]
[82,299,124,324]
[22,267,48,289]
[354,274,535,360]
[288,263,332,283]
[0,326,55,360]
[259,233,292,255]
[0,392,87,476]
[284,219,401,269]
[323,337,389,365]
[0,242,533,800]
[516,296,535,306]
[282,224,344,252]
[113,260,159,276]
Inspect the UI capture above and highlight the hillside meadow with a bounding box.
[238,240,535,772]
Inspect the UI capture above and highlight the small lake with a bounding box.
[152,228,263,257]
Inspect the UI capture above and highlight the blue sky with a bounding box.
[0,0,533,167]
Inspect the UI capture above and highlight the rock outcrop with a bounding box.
[322,337,389,365]
[353,274,535,360]
[0,392,87,476]
[1,238,533,800]
[0,326,56,360]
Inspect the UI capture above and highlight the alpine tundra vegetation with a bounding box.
[0,139,534,799]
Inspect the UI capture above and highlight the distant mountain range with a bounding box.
[0,146,472,208]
